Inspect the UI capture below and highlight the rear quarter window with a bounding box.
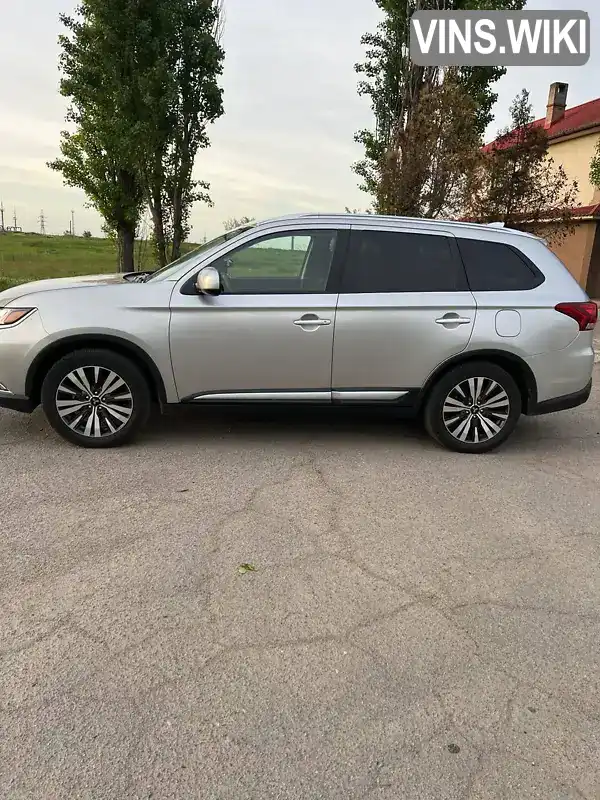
[457,238,545,291]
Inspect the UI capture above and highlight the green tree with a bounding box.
[354,0,526,217]
[465,90,579,243]
[590,140,600,191]
[145,0,225,266]
[50,0,224,272]
[49,0,156,271]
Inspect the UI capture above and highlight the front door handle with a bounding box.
[435,314,472,327]
[294,315,331,328]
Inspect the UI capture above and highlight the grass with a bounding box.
[0,232,193,292]
[0,232,310,291]
[226,247,306,277]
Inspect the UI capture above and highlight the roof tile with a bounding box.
[483,97,600,152]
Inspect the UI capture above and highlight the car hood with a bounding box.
[0,273,125,304]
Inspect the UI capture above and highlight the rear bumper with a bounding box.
[0,393,36,414]
[527,379,592,416]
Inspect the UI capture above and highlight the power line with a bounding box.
[39,210,46,236]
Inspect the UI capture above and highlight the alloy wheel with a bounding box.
[442,377,510,444]
[55,366,134,438]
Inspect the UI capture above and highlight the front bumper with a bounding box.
[527,379,592,416]
[0,309,47,404]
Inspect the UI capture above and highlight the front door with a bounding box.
[169,228,343,402]
[332,226,476,399]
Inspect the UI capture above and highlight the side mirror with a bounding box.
[195,266,222,296]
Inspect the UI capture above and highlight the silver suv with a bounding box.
[0,214,596,453]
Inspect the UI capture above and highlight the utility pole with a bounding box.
[39,210,46,235]
[13,208,17,230]
[0,202,4,231]
[71,210,75,237]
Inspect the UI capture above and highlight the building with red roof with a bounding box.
[483,83,600,296]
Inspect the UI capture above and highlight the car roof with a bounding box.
[253,213,541,242]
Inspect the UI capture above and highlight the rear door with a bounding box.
[331,226,476,400]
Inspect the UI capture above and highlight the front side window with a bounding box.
[214,230,338,294]
[341,230,468,293]
[147,224,255,282]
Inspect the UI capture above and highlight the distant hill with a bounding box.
[0,232,198,291]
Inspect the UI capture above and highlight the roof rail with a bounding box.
[259,212,498,228]
[253,212,536,238]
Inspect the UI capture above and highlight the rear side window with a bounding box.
[457,238,545,291]
[341,230,468,293]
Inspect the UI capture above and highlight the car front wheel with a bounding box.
[41,349,151,448]
[424,362,521,454]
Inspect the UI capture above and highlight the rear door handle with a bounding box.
[435,314,472,327]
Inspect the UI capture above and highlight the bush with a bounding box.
[0,276,19,292]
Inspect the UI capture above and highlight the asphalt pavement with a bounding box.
[1,368,600,799]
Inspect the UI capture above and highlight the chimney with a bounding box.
[545,82,568,128]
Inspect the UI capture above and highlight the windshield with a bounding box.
[146,225,255,282]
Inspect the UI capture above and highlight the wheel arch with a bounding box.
[419,349,538,414]
[26,334,168,408]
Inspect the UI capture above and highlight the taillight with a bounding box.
[555,302,598,331]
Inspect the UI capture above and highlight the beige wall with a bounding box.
[548,130,600,206]
[550,220,597,286]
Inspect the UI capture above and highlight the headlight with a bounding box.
[0,308,36,326]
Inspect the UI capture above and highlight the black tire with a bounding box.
[41,349,151,448]
[424,361,521,454]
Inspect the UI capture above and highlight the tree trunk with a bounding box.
[149,192,167,268]
[115,168,141,272]
[117,222,135,273]
[171,184,183,261]
[115,232,123,271]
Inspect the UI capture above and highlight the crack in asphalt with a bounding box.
[450,600,600,622]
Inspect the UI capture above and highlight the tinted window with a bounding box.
[341,230,468,293]
[457,238,544,291]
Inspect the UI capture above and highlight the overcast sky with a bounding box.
[0,0,597,240]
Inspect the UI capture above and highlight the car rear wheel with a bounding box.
[41,349,151,448]
[424,362,521,454]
